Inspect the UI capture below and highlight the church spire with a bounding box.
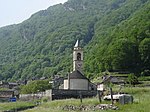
[74,40,79,47]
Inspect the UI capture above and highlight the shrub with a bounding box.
[127,74,138,85]
[20,80,51,94]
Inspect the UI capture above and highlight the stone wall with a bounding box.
[19,92,45,101]
[20,89,98,101]
[0,90,14,98]
[50,89,97,100]
[0,90,14,102]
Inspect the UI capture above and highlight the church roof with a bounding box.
[69,70,89,80]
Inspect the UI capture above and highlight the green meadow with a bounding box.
[0,87,149,112]
[0,101,35,112]
[23,87,150,112]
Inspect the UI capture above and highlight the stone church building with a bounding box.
[64,40,96,90]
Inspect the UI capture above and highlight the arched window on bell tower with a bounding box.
[77,53,81,60]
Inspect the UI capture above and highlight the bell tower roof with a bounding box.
[74,40,79,47]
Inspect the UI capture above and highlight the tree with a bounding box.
[139,38,150,71]
[108,39,140,73]
[20,80,51,94]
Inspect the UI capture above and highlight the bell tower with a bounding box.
[73,40,83,72]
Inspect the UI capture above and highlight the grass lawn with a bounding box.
[22,87,150,112]
[0,101,35,112]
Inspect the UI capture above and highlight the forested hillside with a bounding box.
[0,0,149,81]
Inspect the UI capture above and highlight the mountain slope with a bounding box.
[0,0,149,80]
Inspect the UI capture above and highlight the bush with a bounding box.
[20,80,51,94]
[127,74,138,85]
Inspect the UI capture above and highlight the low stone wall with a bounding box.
[19,92,45,101]
[0,90,14,98]
[20,89,98,101]
[0,90,14,102]
[50,89,97,100]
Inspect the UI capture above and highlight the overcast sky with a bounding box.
[0,0,68,28]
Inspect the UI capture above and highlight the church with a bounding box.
[63,40,96,90]
[45,40,97,100]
